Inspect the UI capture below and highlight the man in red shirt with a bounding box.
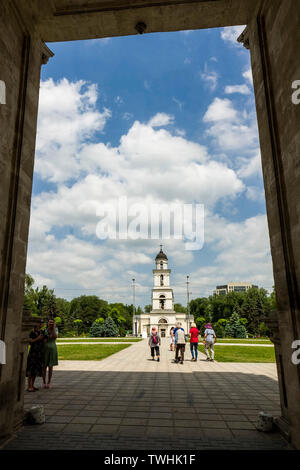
[189,322,200,361]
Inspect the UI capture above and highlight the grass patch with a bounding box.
[187,338,271,345]
[216,338,272,345]
[198,345,275,362]
[57,338,143,343]
[57,343,131,360]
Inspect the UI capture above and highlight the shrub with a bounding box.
[195,317,207,335]
[214,318,228,338]
[225,312,247,338]
[90,316,119,337]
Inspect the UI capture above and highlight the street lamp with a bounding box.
[132,278,137,337]
[186,275,190,332]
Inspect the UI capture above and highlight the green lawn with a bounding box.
[57,343,131,360]
[198,345,275,362]
[57,338,143,343]
[187,337,271,344]
[216,338,272,345]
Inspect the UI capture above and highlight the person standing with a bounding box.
[149,326,161,362]
[42,319,58,388]
[169,327,175,351]
[174,322,186,364]
[189,322,200,361]
[203,322,216,362]
[26,320,45,392]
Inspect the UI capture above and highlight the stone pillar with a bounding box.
[247,0,300,449]
[0,3,51,439]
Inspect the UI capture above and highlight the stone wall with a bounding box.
[248,0,300,449]
[0,2,44,438]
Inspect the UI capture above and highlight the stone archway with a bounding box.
[158,318,168,337]
[0,0,299,448]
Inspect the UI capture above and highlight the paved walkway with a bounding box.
[3,339,290,450]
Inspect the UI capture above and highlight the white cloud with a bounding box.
[203,97,259,152]
[174,128,186,137]
[28,78,272,305]
[245,186,265,202]
[123,112,133,120]
[35,78,111,183]
[148,113,174,128]
[238,152,262,178]
[189,213,273,295]
[221,26,246,45]
[203,98,237,122]
[200,64,218,91]
[225,84,251,95]
[243,68,253,85]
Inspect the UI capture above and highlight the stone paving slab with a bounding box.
[2,339,291,450]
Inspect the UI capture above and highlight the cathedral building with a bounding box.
[133,246,193,337]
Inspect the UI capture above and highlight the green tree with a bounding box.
[54,316,62,327]
[268,286,277,311]
[42,293,58,319]
[90,318,104,337]
[144,305,152,313]
[108,303,134,331]
[90,316,119,337]
[239,287,269,335]
[195,316,207,335]
[258,321,270,337]
[174,303,187,313]
[74,319,83,336]
[69,295,108,332]
[225,312,247,338]
[23,274,38,315]
[190,298,210,319]
[214,318,228,338]
[55,297,70,333]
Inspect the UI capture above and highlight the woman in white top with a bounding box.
[203,322,216,362]
[169,327,175,351]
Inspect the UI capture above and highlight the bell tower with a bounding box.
[151,246,175,312]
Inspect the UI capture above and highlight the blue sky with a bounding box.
[27,26,274,307]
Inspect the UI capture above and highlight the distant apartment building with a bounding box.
[214,282,258,296]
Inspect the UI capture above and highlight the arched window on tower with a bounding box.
[160,274,164,286]
[160,261,163,269]
[159,295,166,310]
